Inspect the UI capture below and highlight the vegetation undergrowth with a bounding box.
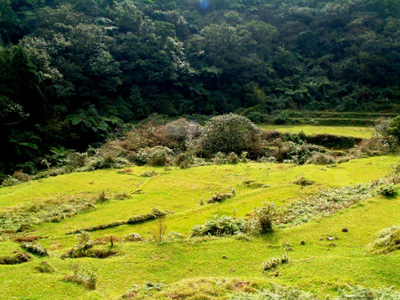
[67,208,169,234]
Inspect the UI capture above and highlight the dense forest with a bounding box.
[0,0,400,174]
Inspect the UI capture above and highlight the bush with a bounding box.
[303,134,360,150]
[213,152,227,164]
[248,202,275,234]
[145,146,173,166]
[227,152,240,164]
[190,216,246,237]
[306,153,336,165]
[127,208,168,225]
[245,111,269,124]
[196,114,263,158]
[375,118,398,152]
[125,233,143,242]
[206,192,235,204]
[63,232,117,259]
[160,118,202,151]
[271,141,332,165]
[165,232,185,241]
[1,176,22,187]
[65,152,88,169]
[293,176,315,186]
[338,286,400,300]
[378,184,398,197]
[64,263,98,290]
[139,171,158,177]
[36,261,55,273]
[0,252,33,265]
[174,152,193,169]
[368,225,400,254]
[12,170,30,182]
[20,243,49,257]
[148,218,168,242]
[262,254,289,271]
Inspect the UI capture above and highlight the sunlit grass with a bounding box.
[260,125,374,139]
[0,155,399,299]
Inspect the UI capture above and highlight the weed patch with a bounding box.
[67,208,169,234]
[262,254,289,271]
[63,263,98,290]
[293,176,315,186]
[0,252,33,265]
[35,261,55,273]
[0,197,98,234]
[190,216,246,237]
[277,176,398,227]
[206,190,235,204]
[368,225,400,254]
[19,243,49,257]
[127,208,168,225]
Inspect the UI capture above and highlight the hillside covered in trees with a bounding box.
[1,0,400,174]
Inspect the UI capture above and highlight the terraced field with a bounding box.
[1,155,399,299]
[260,125,374,139]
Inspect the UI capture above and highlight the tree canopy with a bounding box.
[0,0,400,173]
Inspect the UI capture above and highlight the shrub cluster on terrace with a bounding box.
[368,225,400,254]
[63,232,117,259]
[190,216,246,237]
[2,115,397,187]
[190,203,276,237]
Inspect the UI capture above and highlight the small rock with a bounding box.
[222,255,227,259]
[300,240,305,245]
[319,237,323,241]
[326,237,334,241]
[287,247,293,251]
[230,268,236,273]
[329,243,336,247]
[342,228,349,233]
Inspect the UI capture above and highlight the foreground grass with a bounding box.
[260,125,374,139]
[0,155,399,299]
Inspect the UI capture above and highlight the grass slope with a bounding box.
[0,155,399,299]
[260,125,374,139]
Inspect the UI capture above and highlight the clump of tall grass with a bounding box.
[262,254,289,271]
[63,263,98,290]
[0,252,33,265]
[35,261,56,273]
[19,243,49,257]
[190,216,246,237]
[368,225,400,254]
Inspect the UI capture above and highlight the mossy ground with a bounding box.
[0,155,399,299]
[260,125,374,139]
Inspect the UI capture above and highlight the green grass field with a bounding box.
[260,125,374,139]
[0,156,399,299]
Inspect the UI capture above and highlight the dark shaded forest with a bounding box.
[0,0,400,174]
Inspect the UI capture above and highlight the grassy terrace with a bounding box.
[0,155,399,299]
[260,125,374,139]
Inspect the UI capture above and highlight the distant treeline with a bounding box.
[0,0,399,173]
